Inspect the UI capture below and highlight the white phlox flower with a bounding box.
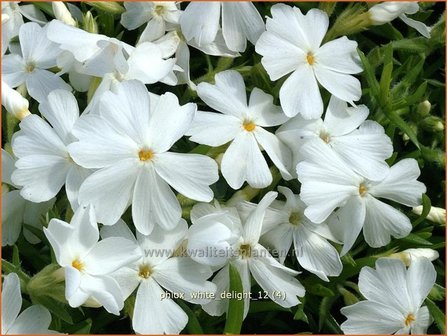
[1,80,30,120]
[11,89,91,209]
[68,80,218,235]
[296,139,426,255]
[368,2,431,38]
[340,258,436,334]
[2,22,72,103]
[2,272,58,334]
[412,205,446,225]
[1,1,47,55]
[100,219,216,334]
[187,192,305,318]
[43,204,141,315]
[2,149,55,246]
[180,1,265,53]
[187,70,292,189]
[237,186,343,281]
[255,4,362,119]
[277,96,393,180]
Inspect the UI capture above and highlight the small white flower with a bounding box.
[412,205,446,225]
[187,70,292,189]
[368,2,431,38]
[188,192,305,317]
[277,96,393,180]
[340,258,436,334]
[1,80,30,120]
[11,89,91,208]
[255,4,362,118]
[68,80,218,234]
[43,204,141,315]
[2,22,72,102]
[237,186,342,281]
[2,273,58,334]
[180,2,265,52]
[296,139,426,255]
[101,219,216,334]
[2,149,55,246]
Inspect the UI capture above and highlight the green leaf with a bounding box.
[176,301,204,334]
[412,194,432,227]
[306,283,335,297]
[382,106,420,148]
[379,44,394,105]
[223,263,245,335]
[425,298,445,334]
[293,304,309,324]
[428,284,446,301]
[32,2,54,16]
[359,49,380,97]
[401,233,433,246]
[391,38,429,53]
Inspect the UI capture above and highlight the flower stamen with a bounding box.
[72,258,85,272]
[306,52,315,65]
[138,264,153,279]
[138,149,154,162]
[289,212,301,226]
[239,244,252,259]
[404,313,415,326]
[243,121,256,132]
[359,182,368,197]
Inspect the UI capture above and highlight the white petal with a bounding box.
[2,54,26,87]
[249,88,289,127]
[12,155,70,203]
[154,152,217,202]
[363,196,412,248]
[399,14,431,38]
[260,224,293,264]
[180,2,221,46]
[221,132,271,189]
[369,159,426,207]
[243,191,277,244]
[109,267,140,301]
[187,111,240,147]
[148,92,196,153]
[340,301,405,334]
[100,219,137,243]
[44,220,76,267]
[196,70,248,118]
[8,305,52,334]
[132,165,181,234]
[2,190,26,246]
[327,197,366,256]
[314,66,361,104]
[254,127,292,180]
[293,226,342,281]
[25,69,71,103]
[19,22,59,68]
[2,273,22,334]
[201,265,229,317]
[80,275,124,315]
[249,256,304,308]
[2,149,16,186]
[280,64,323,118]
[78,159,138,226]
[323,96,369,136]
[38,89,79,143]
[315,36,362,74]
[406,257,436,309]
[154,257,215,304]
[121,3,152,30]
[65,166,90,211]
[412,306,431,334]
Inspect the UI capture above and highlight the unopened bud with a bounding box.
[52,2,77,26]
[389,248,439,266]
[83,11,98,34]
[413,205,446,225]
[417,100,431,117]
[421,116,444,132]
[2,81,31,120]
[368,2,419,25]
[85,2,124,15]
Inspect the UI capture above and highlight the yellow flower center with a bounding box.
[239,244,252,259]
[289,212,301,226]
[359,182,368,197]
[404,313,415,326]
[243,121,256,132]
[138,264,153,279]
[319,130,331,143]
[154,4,166,16]
[306,52,315,65]
[72,258,85,272]
[25,62,35,73]
[138,149,154,162]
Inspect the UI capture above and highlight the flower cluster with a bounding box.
[1,1,444,335]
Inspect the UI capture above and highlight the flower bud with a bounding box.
[83,11,98,34]
[417,100,431,117]
[413,205,446,225]
[52,2,76,26]
[421,116,444,132]
[368,2,419,25]
[389,248,439,266]
[85,2,124,15]
[2,81,31,120]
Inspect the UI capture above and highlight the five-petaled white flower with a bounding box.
[101,219,216,334]
[187,70,292,189]
[340,257,435,334]
[296,139,426,255]
[68,80,218,235]
[44,204,141,315]
[277,96,393,180]
[11,90,91,209]
[237,186,343,281]
[2,22,71,102]
[2,273,58,334]
[256,4,362,119]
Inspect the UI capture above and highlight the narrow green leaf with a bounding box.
[412,194,432,227]
[401,233,433,246]
[293,304,309,324]
[425,298,445,334]
[382,106,420,148]
[32,2,54,16]
[12,245,20,267]
[223,264,244,335]
[379,44,394,105]
[358,49,380,97]
[307,284,335,297]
